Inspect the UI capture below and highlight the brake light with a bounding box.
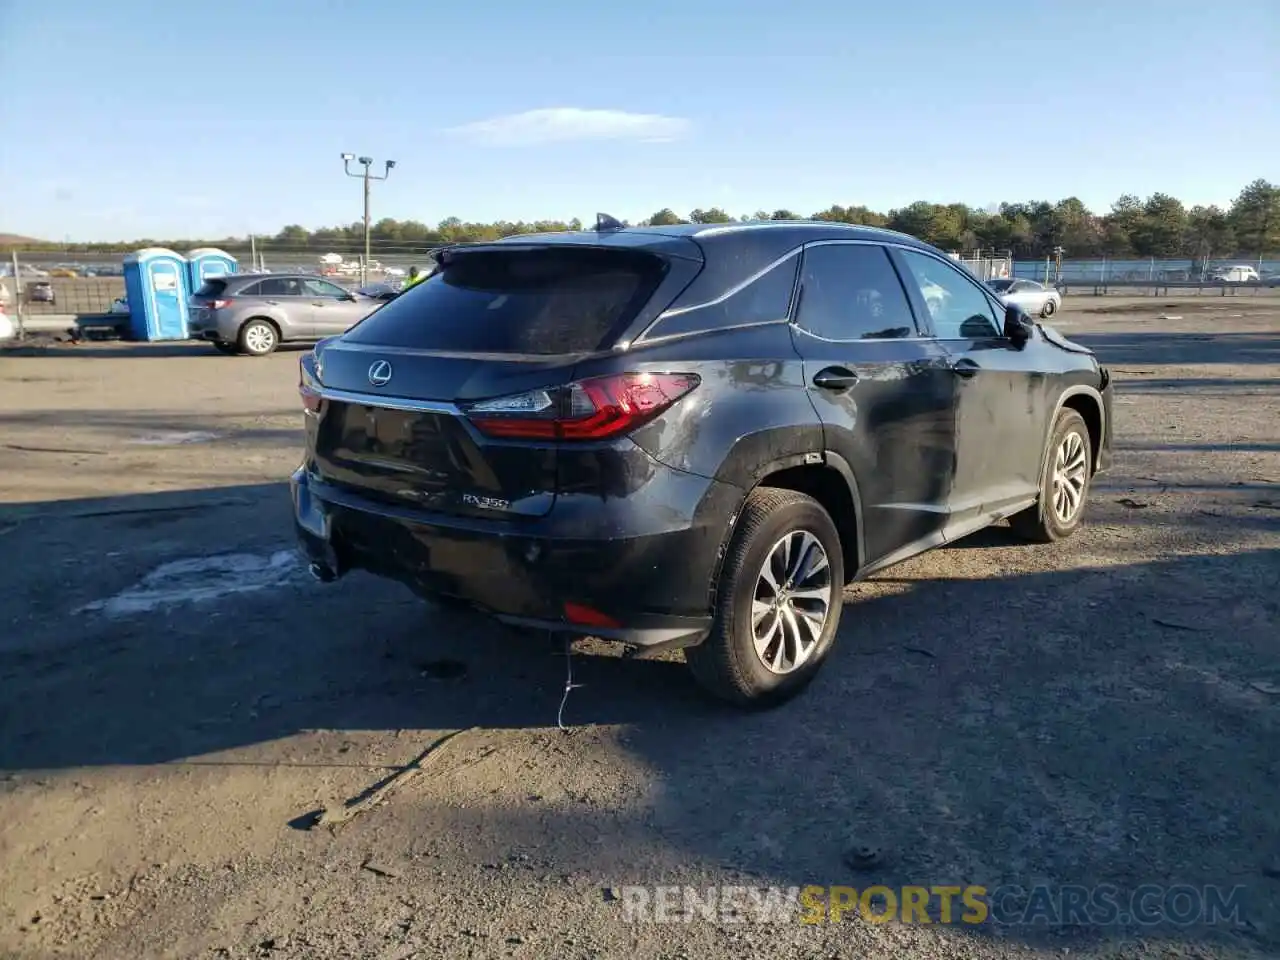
[564,602,620,629]
[209,298,233,309]
[465,373,700,441]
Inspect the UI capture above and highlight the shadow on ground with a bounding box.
[1,482,1277,954]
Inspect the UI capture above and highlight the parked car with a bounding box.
[292,221,1114,706]
[987,278,1062,317]
[27,281,55,304]
[187,273,384,356]
[0,304,12,341]
[1210,264,1260,284]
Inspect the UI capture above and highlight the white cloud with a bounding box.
[445,107,691,146]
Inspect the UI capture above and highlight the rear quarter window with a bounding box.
[643,255,798,341]
[343,248,666,354]
[194,279,228,297]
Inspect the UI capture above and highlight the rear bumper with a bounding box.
[291,467,728,652]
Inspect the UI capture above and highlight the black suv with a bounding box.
[293,220,1113,706]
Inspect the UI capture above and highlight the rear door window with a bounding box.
[794,244,919,341]
[343,247,665,354]
[256,277,305,297]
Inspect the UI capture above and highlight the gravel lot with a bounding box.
[0,297,1277,960]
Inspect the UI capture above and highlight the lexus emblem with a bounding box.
[367,360,393,387]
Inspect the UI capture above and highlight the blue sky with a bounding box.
[2,0,1276,241]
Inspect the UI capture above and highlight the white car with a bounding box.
[0,305,13,341]
[987,278,1062,318]
[1211,265,1259,283]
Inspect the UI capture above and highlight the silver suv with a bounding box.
[188,273,383,356]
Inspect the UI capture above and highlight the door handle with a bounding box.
[950,358,981,378]
[813,366,859,391]
[312,301,326,307]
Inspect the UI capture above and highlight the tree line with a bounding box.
[10,179,1277,261]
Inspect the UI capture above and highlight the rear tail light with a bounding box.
[563,602,621,629]
[209,298,233,309]
[464,373,700,441]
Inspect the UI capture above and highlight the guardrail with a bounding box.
[1056,279,1280,296]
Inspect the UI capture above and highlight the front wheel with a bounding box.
[1041,298,1058,318]
[685,487,844,708]
[1009,408,1092,542]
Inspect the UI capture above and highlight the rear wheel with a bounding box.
[686,487,844,708]
[239,319,278,356]
[1040,298,1058,318]
[1009,408,1092,543]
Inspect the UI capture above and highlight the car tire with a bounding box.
[1041,298,1058,318]
[685,486,844,708]
[238,319,278,356]
[212,342,239,355]
[1009,408,1092,543]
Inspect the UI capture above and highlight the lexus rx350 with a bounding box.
[292,220,1113,706]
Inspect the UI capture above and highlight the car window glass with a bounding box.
[647,256,797,339]
[898,251,1001,339]
[344,247,664,354]
[795,244,917,340]
[255,277,302,296]
[303,279,346,298]
[237,281,262,296]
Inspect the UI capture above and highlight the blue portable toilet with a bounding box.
[122,248,190,341]
[185,247,237,294]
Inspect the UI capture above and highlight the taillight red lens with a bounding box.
[563,602,621,629]
[466,373,700,441]
[209,298,233,309]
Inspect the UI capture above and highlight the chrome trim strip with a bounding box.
[318,387,462,415]
[636,318,791,347]
[789,324,932,345]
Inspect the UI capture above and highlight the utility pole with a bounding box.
[341,153,396,286]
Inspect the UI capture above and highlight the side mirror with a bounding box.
[1004,304,1034,345]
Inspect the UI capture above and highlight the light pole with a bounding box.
[341,153,395,286]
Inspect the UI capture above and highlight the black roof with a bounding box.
[488,219,933,258]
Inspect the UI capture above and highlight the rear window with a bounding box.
[194,279,228,297]
[342,247,665,354]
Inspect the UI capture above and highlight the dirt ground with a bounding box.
[0,296,1277,960]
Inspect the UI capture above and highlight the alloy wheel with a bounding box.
[244,323,275,354]
[751,530,833,674]
[1051,431,1088,524]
